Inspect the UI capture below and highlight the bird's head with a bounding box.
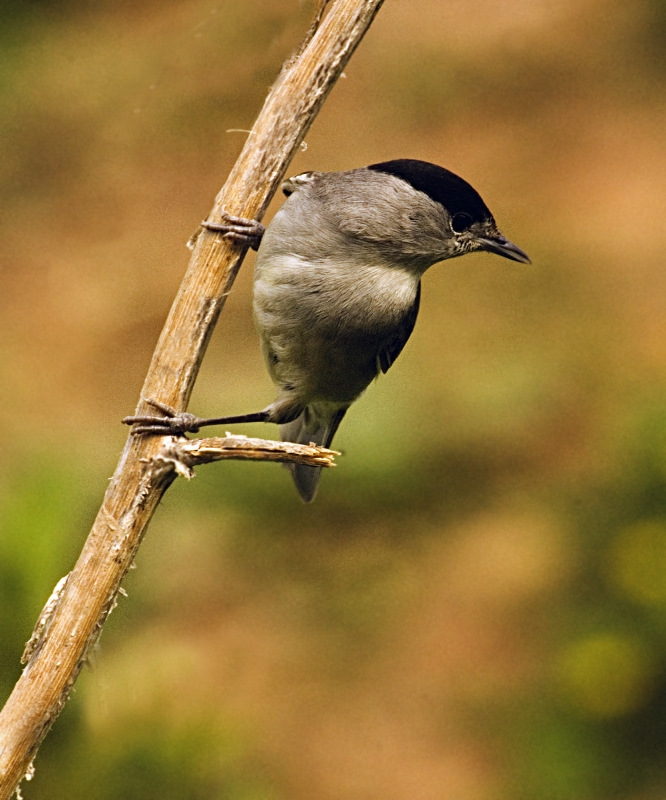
[368,159,531,265]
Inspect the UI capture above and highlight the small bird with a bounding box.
[126,159,530,501]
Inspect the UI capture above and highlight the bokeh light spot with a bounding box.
[556,633,655,718]
[607,520,666,605]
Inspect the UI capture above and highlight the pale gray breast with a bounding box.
[254,181,422,340]
[253,183,422,403]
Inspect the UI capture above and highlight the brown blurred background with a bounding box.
[3,0,666,797]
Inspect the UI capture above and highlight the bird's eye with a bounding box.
[451,212,474,233]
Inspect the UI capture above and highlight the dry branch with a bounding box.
[0,0,385,795]
[159,435,339,475]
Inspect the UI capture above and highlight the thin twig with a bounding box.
[0,0,384,795]
[287,0,334,66]
[161,435,339,474]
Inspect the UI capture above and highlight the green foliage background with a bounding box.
[3,0,666,797]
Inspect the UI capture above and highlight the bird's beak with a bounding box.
[476,235,531,264]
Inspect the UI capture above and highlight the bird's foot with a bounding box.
[201,212,265,250]
[123,399,205,436]
[123,399,272,436]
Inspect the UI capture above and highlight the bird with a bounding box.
[125,159,530,502]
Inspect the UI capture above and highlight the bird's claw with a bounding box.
[201,212,265,251]
[123,399,203,436]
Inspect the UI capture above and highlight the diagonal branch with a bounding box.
[0,0,385,795]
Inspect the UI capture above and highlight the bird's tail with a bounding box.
[280,405,347,503]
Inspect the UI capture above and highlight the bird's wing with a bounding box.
[377,282,421,374]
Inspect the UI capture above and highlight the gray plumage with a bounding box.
[251,160,530,501]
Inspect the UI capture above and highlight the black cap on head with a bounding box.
[368,159,492,232]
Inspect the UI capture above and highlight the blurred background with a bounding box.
[2,0,666,797]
